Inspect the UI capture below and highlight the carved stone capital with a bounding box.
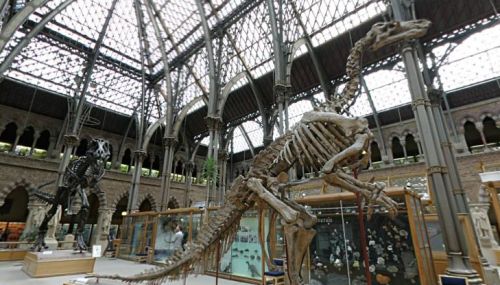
[134,149,147,161]
[274,84,291,103]
[184,160,195,171]
[205,116,223,131]
[218,150,229,161]
[162,136,177,148]
[411,98,430,110]
[427,88,444,107]
[63,134,79,147]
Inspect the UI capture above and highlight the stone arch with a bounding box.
[35,129,51,150]
[482,116,500,145]
[110,191,129,211]
[391,136,405,159]
[460,116,477,129]
[18,125,35,148]
[137,193,158,212]
[0,121,18,144]
[463,120,482,150]
[370,141,381,162]
[479,112,496,122]
[89,187,107,208]
[0,178,39,207]
[167,196,179,209]
[111,191,129,225]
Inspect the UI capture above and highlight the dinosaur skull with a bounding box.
[86,138,111,161]
[370,19,431,50]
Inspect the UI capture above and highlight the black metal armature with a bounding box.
[31,138,111,252]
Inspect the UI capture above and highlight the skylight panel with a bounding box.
[288,100,313,126]
[232,127,249,153]
[242,120,264,147]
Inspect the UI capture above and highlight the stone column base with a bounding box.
[92,239,109,256]
[483,266,500,285]
[44,238,58,250]
[61,234,75,250]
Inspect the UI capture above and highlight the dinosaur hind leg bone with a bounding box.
[283,224,316,285]
[247,177,316,285]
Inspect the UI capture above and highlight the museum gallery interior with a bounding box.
[0,0,499,284]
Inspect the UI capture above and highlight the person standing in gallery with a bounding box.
[172,224,184,252]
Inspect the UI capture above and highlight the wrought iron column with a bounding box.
[196,0,222,206]
[218,150,229,204]
[160,137,176,211]
[267,0,289,135]
[127,150,147,212]
[390,1,482,282]
[184,160,194,207]
[127,0,149,213]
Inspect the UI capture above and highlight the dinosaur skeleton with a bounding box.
[88,19,430,285]
[31,138,110,252]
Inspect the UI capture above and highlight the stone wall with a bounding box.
[0,152,207,210]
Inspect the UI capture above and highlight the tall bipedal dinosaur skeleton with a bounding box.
[89,19,430,285]
[31,138,111,252]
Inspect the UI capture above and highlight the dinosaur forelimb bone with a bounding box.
[301,111,368,137]
[324,171,398,219]
[283,224,316,285]
[322,132,371,173]
[247,178,299,224]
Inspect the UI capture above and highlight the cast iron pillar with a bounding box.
[183,160,194,208]
[205,116,222,206]
[391,1,482,282]
[218,150,229,204]
[160,136,176,211]
[127,149,147,212]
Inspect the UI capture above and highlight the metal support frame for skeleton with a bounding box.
[31,138,111,252]
[88,19,430,285]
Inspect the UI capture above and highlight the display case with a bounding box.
[424,214,485,280]
[295,188,436,285]
[117,212,156,260]
[118,208,218,263]
[204,208,274,284]
[153,208,196,263]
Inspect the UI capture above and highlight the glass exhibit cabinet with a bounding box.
[118,189,435,285]
[296,188,436,285]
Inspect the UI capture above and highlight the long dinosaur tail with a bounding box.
[87,176,252,284]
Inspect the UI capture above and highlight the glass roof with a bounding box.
[234,23,500,154]
[1,1,497,155]
[0,0,387,120]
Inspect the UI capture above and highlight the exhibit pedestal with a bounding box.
[22,250,96,277]
[0,248,27,261]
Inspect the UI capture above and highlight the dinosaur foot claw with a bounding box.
[74,234,87,252]
[31,234,48,252]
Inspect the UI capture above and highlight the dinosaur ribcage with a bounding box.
[277,122,355,170]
